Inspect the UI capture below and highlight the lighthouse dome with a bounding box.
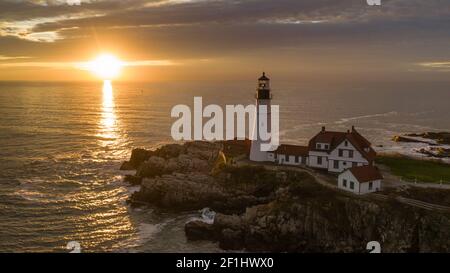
[258,72,270,81]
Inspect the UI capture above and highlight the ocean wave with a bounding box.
[334,111,398,125]
[278,112,398,139]
[187,208,216,225]
[126,185,141,194]
[13,188,58,203]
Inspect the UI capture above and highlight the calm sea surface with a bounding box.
[0,80,449,252]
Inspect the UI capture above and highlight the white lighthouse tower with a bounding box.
[250,72,273,162]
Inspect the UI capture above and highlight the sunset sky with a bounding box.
[0,0,449,82]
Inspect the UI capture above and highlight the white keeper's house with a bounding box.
[267,126,377,173]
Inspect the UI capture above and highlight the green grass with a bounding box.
[376,155,450,183]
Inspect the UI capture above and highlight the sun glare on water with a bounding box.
[87,54,123,80]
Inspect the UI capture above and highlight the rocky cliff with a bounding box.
[188,187,450,252]
[122,141,450,252]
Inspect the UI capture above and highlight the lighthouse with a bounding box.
[250,72,273,162]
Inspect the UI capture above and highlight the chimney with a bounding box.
[351,126,356,132]
[347,130,350,134]
[321,126,326,132]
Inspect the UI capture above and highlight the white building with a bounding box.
[307,126,376,173]
[250,72,273,162]
[267,144,309,166]
[338,165,383,194]
[264,126,376,172]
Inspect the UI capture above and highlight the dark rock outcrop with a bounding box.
[121,148,155,170]
[185,220,219,241]
[120,141,218,171]
[392,132,450,159]
[406,132,450,145]
[124,175,142,185]
[416,147,450,158]
[123,141,221,174]
[392,135,434,145]
[393,132,450,146]
[129,169,277,213]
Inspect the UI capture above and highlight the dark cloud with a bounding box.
[0,0,149,21]
[9,0,447,34]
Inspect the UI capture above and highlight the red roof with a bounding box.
[347,165,383,183]
[314,131,341,144]
[273,144,309,156]
[308,126,376,162]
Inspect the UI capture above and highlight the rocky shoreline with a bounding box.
[392,132,450,159]
[121,141,450,252]
[405,132,450,145]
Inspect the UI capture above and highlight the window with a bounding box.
[317,156,322,165]
[343,179,347,187]
[344,141,348,147]
[334,160,339,169]
[295,156,299,163]
[324,144,329,150]
[369,182,373,190]
[349,150,354,158]
[285,155,288,162]
[350,182,355,190]
[352,162,357,167]
[316,143,321,149]
[338,149,343,157]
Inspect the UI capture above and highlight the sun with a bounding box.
[87,54,123,80]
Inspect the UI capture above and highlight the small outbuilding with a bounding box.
[338,165,383,194]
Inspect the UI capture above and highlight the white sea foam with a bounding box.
[127,185,141,194]
[14,188,47,202]
[138,223,165,243]
[187,208,216,225]
[13,187,66,203]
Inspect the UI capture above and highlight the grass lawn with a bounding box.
[376,155,450,183]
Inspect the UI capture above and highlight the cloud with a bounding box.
[417,61,450,72]
[0,58,177,68]
[0,61,72,68]
[0,55,33,60]
[1,0,448,45]
[0,12,92,42]
[26,0,450,32]
[124,60,178,66]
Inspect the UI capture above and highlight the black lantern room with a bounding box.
[256,72,271,100]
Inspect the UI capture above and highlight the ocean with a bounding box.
[0,80,449,252]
